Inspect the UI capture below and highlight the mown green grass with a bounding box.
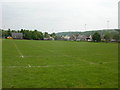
[2,39,118,88]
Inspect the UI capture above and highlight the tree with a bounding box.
[104,33,112,42]
[32,30,44,40]
[20,29,24,33]
[92,32,101,42]
[2,30,10,38]
[2,29,44,40]
[113,34,120,41]
[24,30,32,39]
[38,32,44,40]
[50,33,57,39]
[44,32,49,38]
[7,28,11,36]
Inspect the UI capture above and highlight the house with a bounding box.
[76,35,87,41]
[44,38,49,40]
[69,34,87,41]
[49,37,55,40]
[63,35,70,40]
[44,36,54,40]
[12,33,23,39]
[86,35,92,41]
[69,35,76,41]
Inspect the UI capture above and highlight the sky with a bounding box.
[0,0,120,33]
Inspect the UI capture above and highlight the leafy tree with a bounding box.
[32,30,38,40]
[104,33,112,42]
[20,29,24,33]
[113,34,120,41]
[38,32,44,40]
[50,33,57,39]
[2,30,9,38]
[7,28,11,36]
[44,32,49,38]
[23,30,32,39]
[92,32,101,42]
[32,30,43,40]
[2,29,44,40]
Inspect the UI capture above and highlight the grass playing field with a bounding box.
[2,39,118,88]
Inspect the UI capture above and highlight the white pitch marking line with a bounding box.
[20,55,24,58]
[4,61,117,68]
[28,64,31,68]
[13,42,24,58]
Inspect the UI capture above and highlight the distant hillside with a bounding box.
[56,29,119,36]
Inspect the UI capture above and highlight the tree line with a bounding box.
[1,29,120,42]
[92,32,120,42]
[2,29,57,40]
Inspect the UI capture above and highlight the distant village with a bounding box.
[1,29,120,42]
[8,33,93,41]
[55,34,93,41]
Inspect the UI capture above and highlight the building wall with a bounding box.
[12,33,23,39]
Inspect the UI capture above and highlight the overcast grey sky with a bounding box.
[1,0,119,33]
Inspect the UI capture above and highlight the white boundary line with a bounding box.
[3,64,80,68]
[3,61,117,68]
[13,42,24,58]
